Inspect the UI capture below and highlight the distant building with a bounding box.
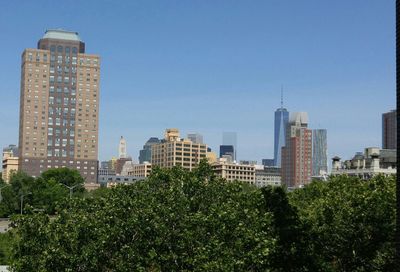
[139,137,160,163]
[151,128,207,170]
[274,102,289,167]
[312,129,328,176]
[119,136,127,159]
[219,145,234,160]
[281,112,312,188]
[187,133,204,144]
[115,157,132,175]
[222,132,237,160]
[255,165,281,187]
[3,145,18,157]
[382,110,396,149]
[331,147,396,179]
[125,162,152,177]
[212,158,255,184]
[240,160,257,165]
[2,147,19,183]
[97,174,145,188]
[262,159,275,167]
[206,148,217,163]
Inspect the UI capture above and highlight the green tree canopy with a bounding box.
[289,175,396,271]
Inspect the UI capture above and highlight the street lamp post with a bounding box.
[20,192,31,215]
[62,184,80,199]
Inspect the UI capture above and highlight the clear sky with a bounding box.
[0,1,395,163]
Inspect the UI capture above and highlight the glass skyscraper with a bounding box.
[222,132,237,160]
[312,129,328,176]
[274,107,289,167]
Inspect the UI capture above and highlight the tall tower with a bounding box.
[273,90,289,167]
[18,29,100,182]
[119,136,127,159]
[281,112,312,188]
[312,129,328,176]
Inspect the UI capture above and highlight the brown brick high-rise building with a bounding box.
[18,29,100,182]
[382,110,396,149]
[281,112,312,188]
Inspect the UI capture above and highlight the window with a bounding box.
[50,45,56,52]
[57,46,63,53]
[65,46,70,54]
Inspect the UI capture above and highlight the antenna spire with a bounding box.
[280,85,284,109]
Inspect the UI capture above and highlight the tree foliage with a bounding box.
[289,174,396,271]
[0,168,86,217]
[5,162,396,271]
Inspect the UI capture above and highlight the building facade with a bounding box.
[219,145,234,160]
[2,151,19,183]
[126,162,152,177]
[212,158,255,184]
[255,165,281,187]
[18,29,100,182]
[274,107,289,167]
[312,129,328,176]
[151,128,207,170]
[139,137,160,163]
[382,110,396,149]
[331,147,396,179]
[281,112,312,188]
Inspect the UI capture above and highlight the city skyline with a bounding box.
[0,1,395,164]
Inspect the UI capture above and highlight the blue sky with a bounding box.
[0,1,395,163]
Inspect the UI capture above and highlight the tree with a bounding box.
[10,164,277,271]
[289,175,396,271]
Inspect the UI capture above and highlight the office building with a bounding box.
[255,165,281,187]
[151,128,207,170]
[125,162,152,177]
[2,146,19,182]
[281,112,312,188]
[187,133,203,144]
[382,110,396,149]
[219,145,234,161]
[222,132,237,160]
[274,102,289,167]
[212,158,255,184]
[18,29,100,182]
[118,136,127,159]
[139,137,160,163]
[312,129,328,176]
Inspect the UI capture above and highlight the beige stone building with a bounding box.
[18,30,100,182]
[212,158,256,184]
[125,162,152,177]
[2,151,19,182]
[151,128,208,170]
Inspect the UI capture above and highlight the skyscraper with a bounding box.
[273,94,289,167]
[382,110,396,149]
[18,29,100,182]
[222,132,237,160]
[139,137,160,163]
[219,145,235,160]
[119,136,127,159]
[312,129,328,176]
[281,112,312,188]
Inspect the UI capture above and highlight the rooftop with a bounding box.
[42,29,82,42]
